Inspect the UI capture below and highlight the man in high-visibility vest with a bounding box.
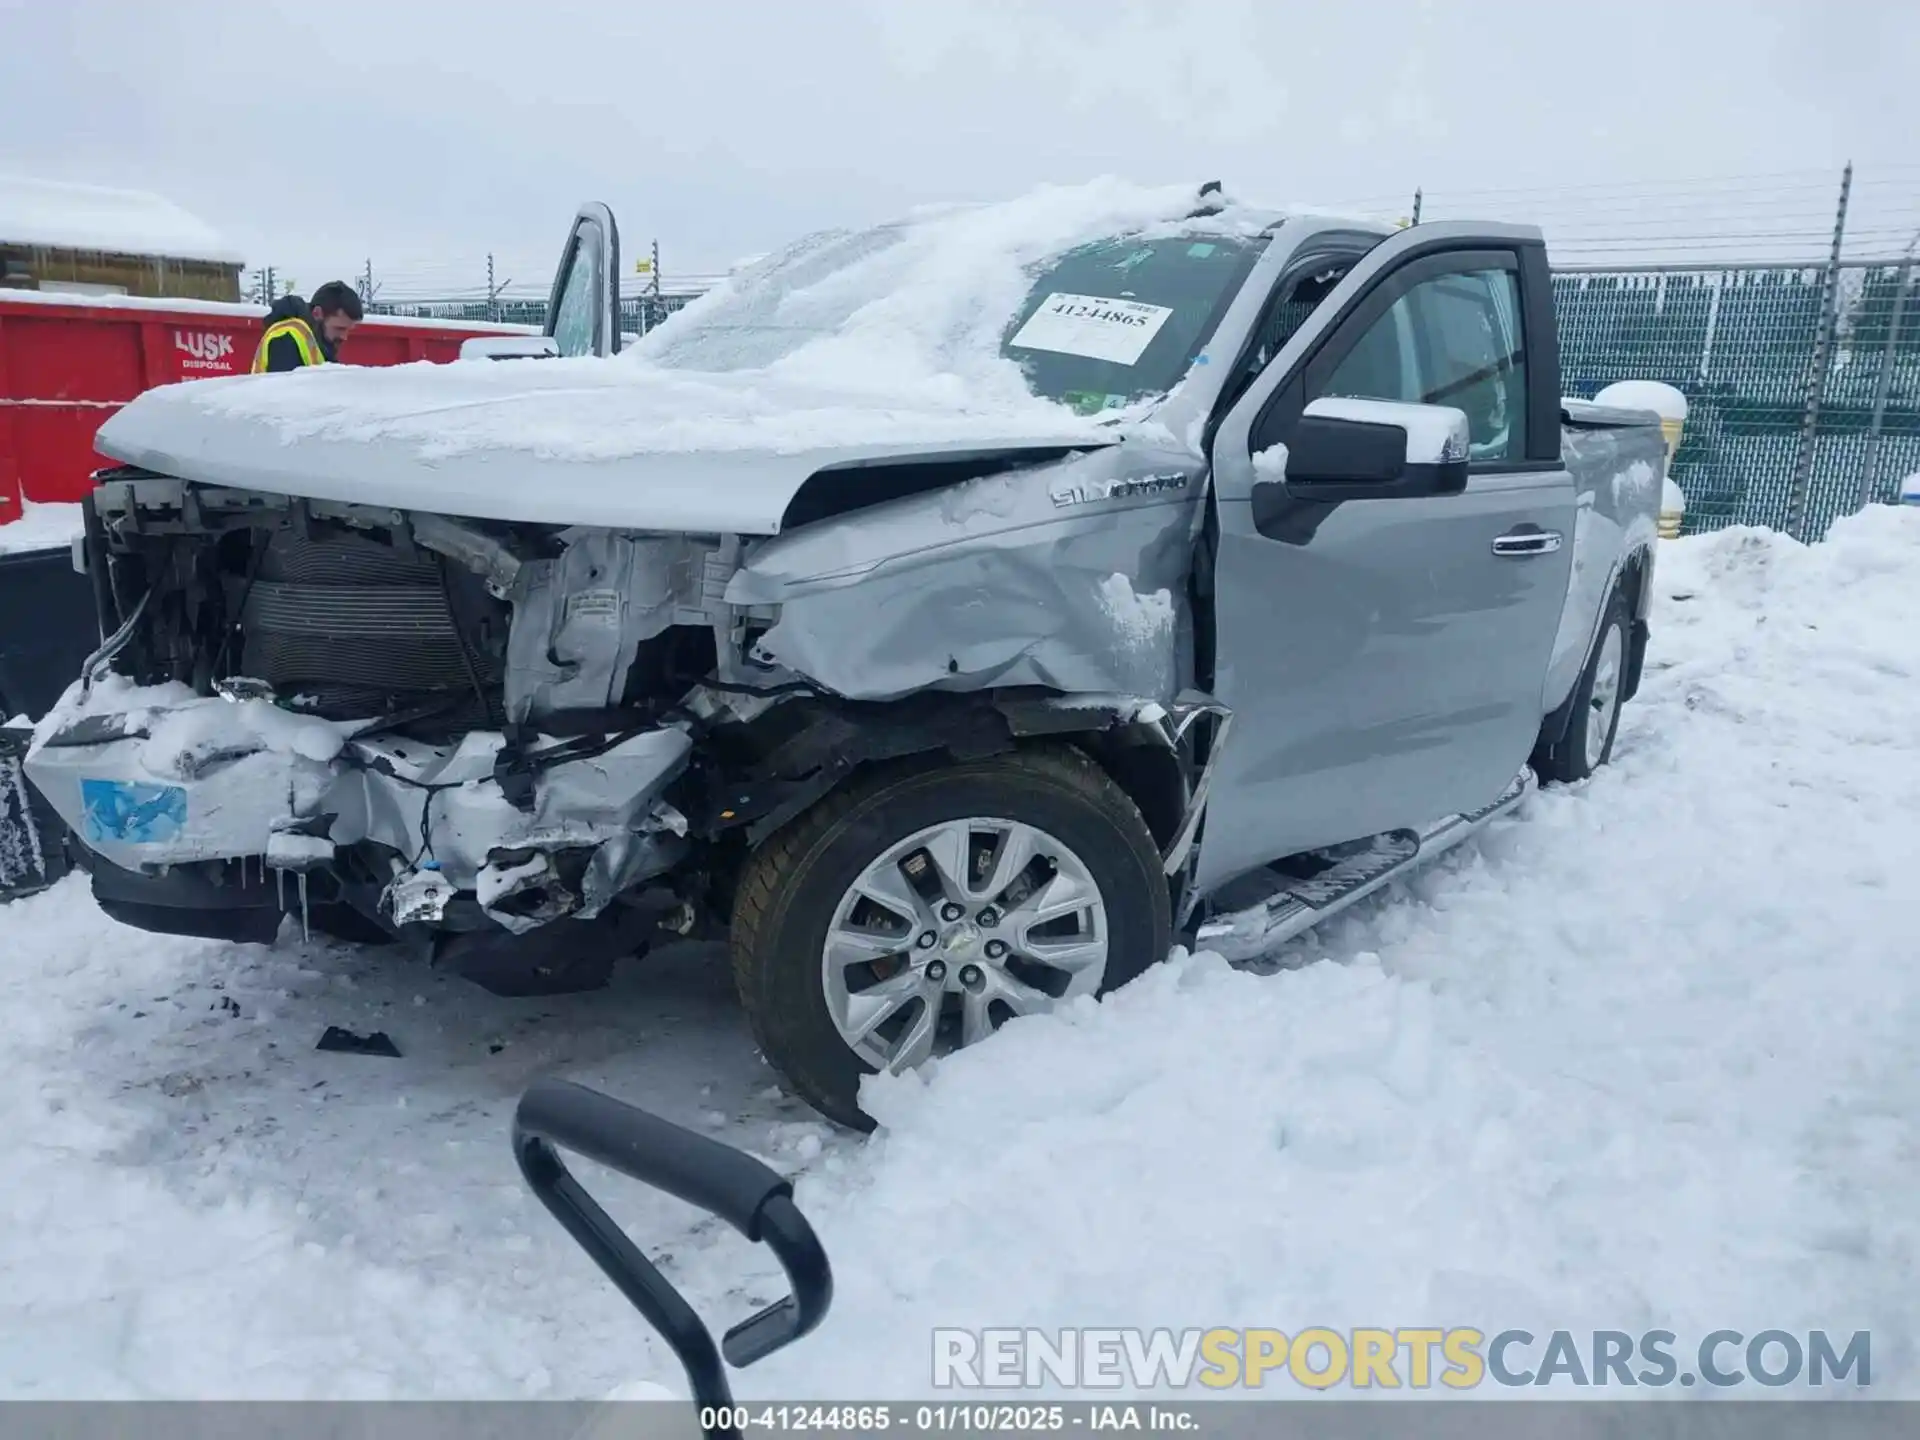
[251,280,364,373]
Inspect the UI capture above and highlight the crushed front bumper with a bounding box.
[26,683,693,938]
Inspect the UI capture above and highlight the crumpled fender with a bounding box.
[726,445,1206,703]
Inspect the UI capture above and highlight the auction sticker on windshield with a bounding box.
[1009,292,1174,366]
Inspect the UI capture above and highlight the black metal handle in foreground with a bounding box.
[512,1078,833,1427]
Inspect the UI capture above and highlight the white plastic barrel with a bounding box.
[1660,474,1688,536]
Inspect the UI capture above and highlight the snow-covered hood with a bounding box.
[93,360,1119,535]
[93,178,1291,535]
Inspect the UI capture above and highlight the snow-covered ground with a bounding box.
[2,507,1916,1399]
[0,501,84,556]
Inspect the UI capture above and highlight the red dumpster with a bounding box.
[0,291,534,523]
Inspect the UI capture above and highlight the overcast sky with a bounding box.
[3,0,1917,292]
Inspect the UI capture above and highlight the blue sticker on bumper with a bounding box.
[81,779,187,844]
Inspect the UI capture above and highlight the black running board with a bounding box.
[1192,768,1536,962]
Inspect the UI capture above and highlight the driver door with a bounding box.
[1194,226,1576,892]
[546,202,622,358]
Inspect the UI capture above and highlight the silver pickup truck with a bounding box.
[26,184,1665,1129]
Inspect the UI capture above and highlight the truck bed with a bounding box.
[1546,401,1668,716]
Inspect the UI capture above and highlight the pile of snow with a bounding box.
[0,175,240,264]
[1096,571,1176,650]
[1594,379,1688,424]
[32,676,348,766]
[0,501,85,556]
[1,506,1917,1398]
[633,179,1257,388]
[0,896,794,1398]
[755,508,1920,1397]
[99,180,1266,471]
[743,508,1920,1397]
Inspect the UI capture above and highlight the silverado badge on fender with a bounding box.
[1050,473,1192,508]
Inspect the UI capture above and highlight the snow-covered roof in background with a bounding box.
[0,175,242,265]
[0,285,534,332]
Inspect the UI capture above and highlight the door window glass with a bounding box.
[1412,270,1523,459]
[1323,296,1416,403]
[1316,266,1525,460]
[551,225,602,358]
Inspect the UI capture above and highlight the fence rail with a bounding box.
[365,291,701,337]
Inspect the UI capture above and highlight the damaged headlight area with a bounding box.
[26,478,728,991]
[26,679,693,954]
[30,460,1206,1001]
[344,725,693,932]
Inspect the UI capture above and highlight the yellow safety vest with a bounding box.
[251,316,325,373]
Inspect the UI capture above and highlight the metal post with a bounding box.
[1411,188,1423,226]
[487,253,498,324]
[1855,257,1913,512]
[1786,161,1852,541]
[360,257,374,305]
[636,238,660,336]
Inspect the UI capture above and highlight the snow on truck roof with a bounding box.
[113,181,1311,458]
[0,174,242,265]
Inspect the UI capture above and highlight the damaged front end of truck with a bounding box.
[27,442,1210,995]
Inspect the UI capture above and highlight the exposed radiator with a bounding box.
[234,531,502,720]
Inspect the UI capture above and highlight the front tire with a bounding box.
[730,745,1171,1131]
[1534,595,1630,784]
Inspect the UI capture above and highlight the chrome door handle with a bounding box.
[1492,528,1563,557]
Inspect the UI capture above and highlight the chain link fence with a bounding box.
[365,292,700,336]
[1556,261,1918,538]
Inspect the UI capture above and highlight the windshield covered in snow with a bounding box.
[631,191,1267,416]
[157,185,1279,470]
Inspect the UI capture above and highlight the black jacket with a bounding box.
[260,293,339,372]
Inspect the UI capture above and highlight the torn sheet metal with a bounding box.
[332,727,692,905]
[26,680,348,873]
[25,674,693,922]
[727,445,1203,703]
[504,531,729,723]
[472,851,575,934]
[386,864,456,926]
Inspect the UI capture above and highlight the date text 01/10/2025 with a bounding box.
[696,1404,1199,1433]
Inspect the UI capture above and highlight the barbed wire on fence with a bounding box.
[1328,163,1920,267]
